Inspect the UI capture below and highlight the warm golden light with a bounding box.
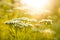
[21,0,50,8]
[20,0,53,15]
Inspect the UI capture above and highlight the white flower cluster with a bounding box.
[4,17,53,32]
[42,29,55,34]
[4,17,34,28]
[4,20,20,24]
[39,19,53,25]
[13,17,30,22]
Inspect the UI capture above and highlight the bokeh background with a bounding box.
[0,0,60,40]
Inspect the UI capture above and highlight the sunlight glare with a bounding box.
[20,0,52,15]
[21,0,50,8]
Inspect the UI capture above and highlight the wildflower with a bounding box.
[4,20,13,24]
[20,17,30,21]
[28,24,33,27]
[39,19,53,25]
[12,20,20,24]
[12,18,22,21]
[23,23,29,27]
[41,29,56,39]
[43,29,55,34]
[14,22,25,28]
[24,23,33,28]
[13,17,30,22]
[4,19,20,25]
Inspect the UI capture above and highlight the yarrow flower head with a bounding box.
[4,20,20,24]
[13,17,30,22]
[4,17,34,28]
[39,19,53,25]
[40,29,56,34]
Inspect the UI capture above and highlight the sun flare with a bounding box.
[20,0,53,15]
[21,0,50,8]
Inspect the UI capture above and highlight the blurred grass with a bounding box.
[0,0,60,40]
